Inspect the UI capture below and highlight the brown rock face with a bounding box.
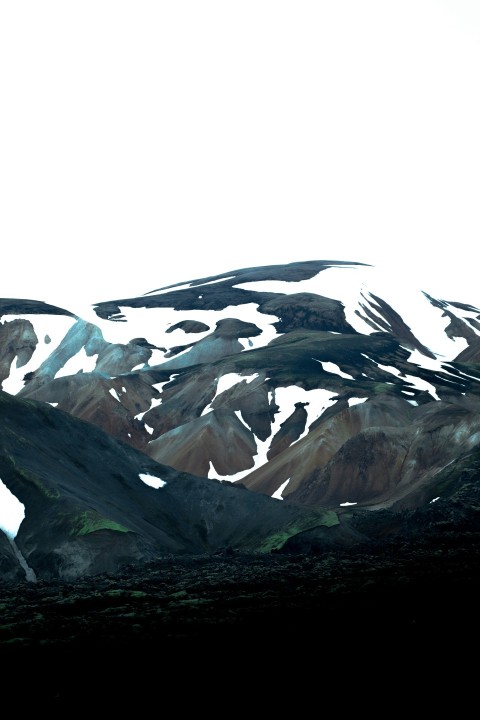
[0,318,38,383]
[237,390,480,510]
[290,427,411,507]
[148,408,257,477]
[267,403,308,460]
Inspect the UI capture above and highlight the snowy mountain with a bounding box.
[1,259,480,580]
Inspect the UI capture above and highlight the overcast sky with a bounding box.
[1,1,480,312]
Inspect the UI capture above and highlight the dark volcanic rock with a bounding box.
[166,319,210,333]
[259,292,356,333]
[0,531,25,581]
[0,390,355,581]
[1,540,478,704]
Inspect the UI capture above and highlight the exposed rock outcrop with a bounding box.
[1,260,480,583]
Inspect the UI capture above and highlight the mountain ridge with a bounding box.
[1,259,480,583]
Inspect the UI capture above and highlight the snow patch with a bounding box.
[234,266,474,364]
[348,397,367,407]
[272,478,290,500]
[0,478,25,538]
[55,347,98,378]
[314,359,354,379]
[139,473,167,488]
[202,373,259,415]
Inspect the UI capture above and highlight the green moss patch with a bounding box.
[257,510,339,553]
[72,510,130,536]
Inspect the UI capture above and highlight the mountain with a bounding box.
[1,259,480,702]
[1,259,480,584]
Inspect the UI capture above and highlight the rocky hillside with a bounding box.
[1,259,480,583]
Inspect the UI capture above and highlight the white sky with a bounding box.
[1,1,480,310]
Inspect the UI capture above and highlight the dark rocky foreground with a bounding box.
[2,538,480,706]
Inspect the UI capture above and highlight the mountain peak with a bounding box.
[1,259,480,581]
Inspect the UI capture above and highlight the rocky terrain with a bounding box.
[2,535,479,703]
[2,434,480,702]
[1,260,480,702]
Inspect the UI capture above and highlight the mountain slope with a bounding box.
[1,259,480,582]
[0,389,357,580]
